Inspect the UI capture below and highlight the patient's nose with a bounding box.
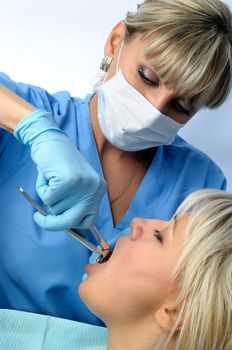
[130,218,169,241]
[130,218,147,241]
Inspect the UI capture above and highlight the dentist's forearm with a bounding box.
[0,83,36,133]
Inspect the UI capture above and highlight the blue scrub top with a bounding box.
[0,72,226,326]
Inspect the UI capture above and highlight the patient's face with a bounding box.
[79,215,188,324]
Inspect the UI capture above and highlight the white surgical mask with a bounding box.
[96,47,183,151]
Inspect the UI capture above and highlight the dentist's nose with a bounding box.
[151,86,174,115]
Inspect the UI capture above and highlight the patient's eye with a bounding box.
[153,230,163,243]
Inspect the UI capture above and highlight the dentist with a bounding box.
[0,0,231,326]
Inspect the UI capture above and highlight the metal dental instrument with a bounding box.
[18,187,112,263]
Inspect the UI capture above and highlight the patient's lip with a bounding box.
[97,250,113,263]
[85,263,99,274]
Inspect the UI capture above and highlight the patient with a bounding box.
[79,189,232,350]
[1,189,231,349]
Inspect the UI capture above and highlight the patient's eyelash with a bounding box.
[153,229,163,243]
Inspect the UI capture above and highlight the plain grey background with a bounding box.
[0,0,231,190]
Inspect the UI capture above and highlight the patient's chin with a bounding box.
[79,276,101,308]
[78,262,118,322]
[78,281,105,321]
[78,277,90,303]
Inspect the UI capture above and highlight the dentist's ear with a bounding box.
[155,302,182,332]
[104,20,126,58]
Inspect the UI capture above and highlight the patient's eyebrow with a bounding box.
[170,214,178,238]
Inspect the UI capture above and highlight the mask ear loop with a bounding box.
[103,40,124,83]
[116,40,124,72]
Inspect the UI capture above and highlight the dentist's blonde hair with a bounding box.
[125,0,232,108]
[161,189,232,350]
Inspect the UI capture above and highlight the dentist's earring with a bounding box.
[100,55,113,72]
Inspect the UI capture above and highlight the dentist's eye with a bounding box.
[137,66,160,88]
[174,101,191,116]
[153,229,163,243]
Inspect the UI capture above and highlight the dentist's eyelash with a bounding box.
[137,67,159,88]
[174,100,191,116]
[153,229,163,243]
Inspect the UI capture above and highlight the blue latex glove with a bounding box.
[82,227,131,281]
[14,109,106,231]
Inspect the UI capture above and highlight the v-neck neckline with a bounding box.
[78,94,163,231]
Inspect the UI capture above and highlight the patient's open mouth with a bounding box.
[97,249,113,264]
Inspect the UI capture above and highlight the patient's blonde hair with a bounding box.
[161,189,232,350]
[125,0,232,108]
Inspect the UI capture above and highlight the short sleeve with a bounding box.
[0,72,54,111]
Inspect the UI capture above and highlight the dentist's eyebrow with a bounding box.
[145,62,195,107]
[144,63,161,82]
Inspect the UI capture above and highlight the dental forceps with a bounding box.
[18,187,112,263]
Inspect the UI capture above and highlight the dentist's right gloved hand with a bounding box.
[82,227,131,281]
[14,109,106,231]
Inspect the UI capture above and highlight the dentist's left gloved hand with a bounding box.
[82,227,131,281]
[14,109,106,231]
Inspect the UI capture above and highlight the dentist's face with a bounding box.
[79,215,189,324]
[103,22,198,124]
